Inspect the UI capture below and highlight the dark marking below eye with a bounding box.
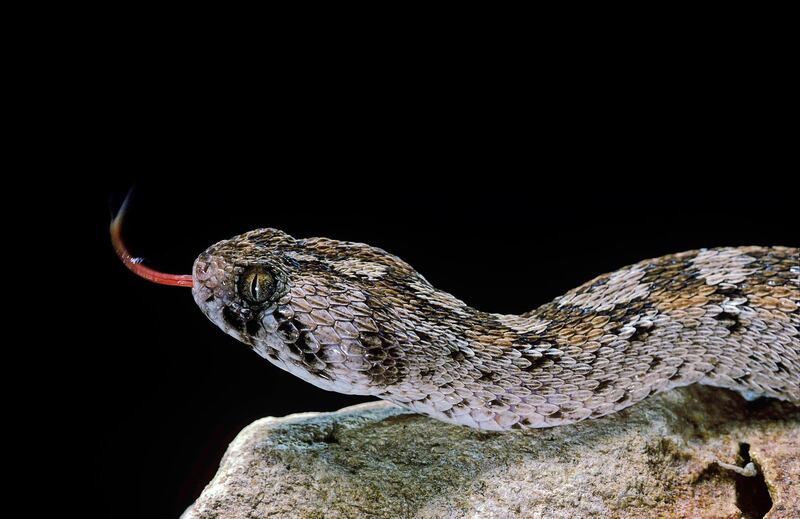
[223,307,244,331]
[277,321,300,343]
[245,319,260,336]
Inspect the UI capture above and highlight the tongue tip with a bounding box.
[110,191,193,288]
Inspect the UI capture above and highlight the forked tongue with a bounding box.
[110,194,193,288]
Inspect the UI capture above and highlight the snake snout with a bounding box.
[191,253,243,331]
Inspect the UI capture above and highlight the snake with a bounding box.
[111,210,800,431]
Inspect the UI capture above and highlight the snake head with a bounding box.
[192,228,295,342]
[192,228,412,396]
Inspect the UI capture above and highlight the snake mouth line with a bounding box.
[110,194,193,288]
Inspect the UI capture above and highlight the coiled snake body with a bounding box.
[115,223,800,431]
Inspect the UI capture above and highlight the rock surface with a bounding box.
[182,386,798,519]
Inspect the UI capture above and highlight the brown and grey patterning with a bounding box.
[111,212,800,431]
[181,229,800,431]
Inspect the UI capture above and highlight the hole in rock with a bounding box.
[734,442,772,519]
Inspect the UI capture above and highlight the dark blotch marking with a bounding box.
[277,321,299,342]
[386,347,403,359]
[245,319,260,336]
[450,350,466,362]
[223,307,245,331]
[717,285,746,297]
[669,369,685,381]
[298,332,318,352]
[522,354,549,373]
[365,348,387,362]
[292,318,312,332]
[716,311,743,333]
[595,379,613,392]
[628,325,651,343]
[477,370,495,382]
[363,333,406,386]
[282,255,302,269]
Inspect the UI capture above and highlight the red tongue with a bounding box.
[110,202,193,288]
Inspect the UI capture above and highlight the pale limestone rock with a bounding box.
[182,386,798,518]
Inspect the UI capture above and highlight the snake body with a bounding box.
[190,229,799,431]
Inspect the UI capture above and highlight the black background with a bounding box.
[58,46,797,519]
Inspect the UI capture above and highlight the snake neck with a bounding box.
[374,246,799,430]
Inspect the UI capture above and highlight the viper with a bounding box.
[112,209,799,431]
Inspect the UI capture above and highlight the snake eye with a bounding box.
[239,267,276,304]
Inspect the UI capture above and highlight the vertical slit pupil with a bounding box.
[251,273,260,299]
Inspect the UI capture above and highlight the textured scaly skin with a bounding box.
[192,229,799,431]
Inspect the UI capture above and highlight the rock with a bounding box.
[182,386,798,519]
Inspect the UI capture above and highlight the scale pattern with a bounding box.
[191,229,800,431]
